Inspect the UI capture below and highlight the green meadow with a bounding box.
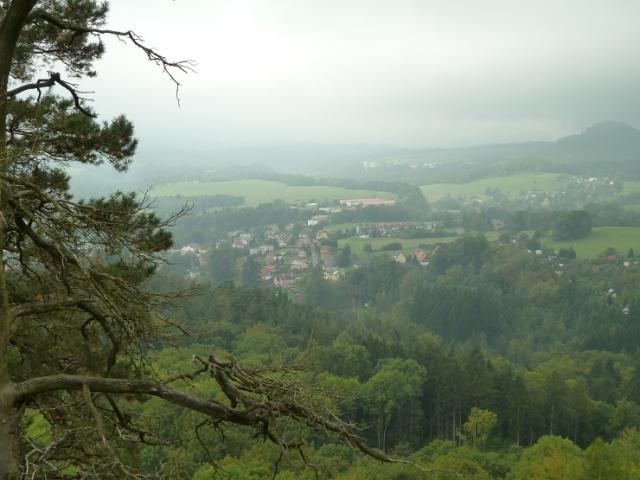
[421,173,564,201]
[325,223,359,233]
[339,232,499,256]
[338,227,640,259]
[622,181,640,195]
[421,173,640,201]
[540,226,640,259]
[153,179,396,206]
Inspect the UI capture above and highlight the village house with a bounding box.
[297,234,314,248]
[265,251,278,265]
[290,256,310,271]
[232,233,254,249]
[319,207,343,214]
[393,253,407,264]
[180,245,198,255]
[323,268,345,281]
[232,237,247,249]
[260,263,278,280]
[273,274,297,289]
[307,214,329,226]
[340,198,397,208]
[274,232,290,248]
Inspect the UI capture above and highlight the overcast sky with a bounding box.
[86,0,640,149]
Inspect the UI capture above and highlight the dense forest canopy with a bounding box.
[3,2,640,480]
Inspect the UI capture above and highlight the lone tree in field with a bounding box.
[0,2,392,478]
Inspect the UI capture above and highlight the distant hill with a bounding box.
[555,121,640,160]
[69,144,399,198]
[353,122,640,184]
[69,122,640,197]
[558,121,640,148]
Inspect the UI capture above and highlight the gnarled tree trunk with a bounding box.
[1,2,39,478]
[0,385,21,480]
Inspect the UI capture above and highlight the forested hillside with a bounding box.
[131,237,640,478]
[3,1,640,479]
[350,122,640,184]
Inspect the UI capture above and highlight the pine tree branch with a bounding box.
[13,370,396,464]
[27,9,196,103]
[7,72,96,117]
[15,374,245,423]
[6,76,55,98]
[13,297,82,317]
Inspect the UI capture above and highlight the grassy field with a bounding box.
[540,227,640,259]
[622,181,640,195]
[325,223,358,233]
[421,173,564,201]
[421,173,640,201]
[152,180,396,206]
[339,232,499,256]
[337,227,640,259]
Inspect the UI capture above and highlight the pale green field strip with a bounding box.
[622,182,640,195]
[421,173,640,201]
[421,173,563,201]
[153,179,397,206]
[541,227,640,259]
[338,227,640,259]
[339,232,499,256]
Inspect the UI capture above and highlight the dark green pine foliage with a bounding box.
[2,3,393,478]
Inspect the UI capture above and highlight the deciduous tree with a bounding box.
[460,407,497,451]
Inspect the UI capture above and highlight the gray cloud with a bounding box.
[84,0,640,149]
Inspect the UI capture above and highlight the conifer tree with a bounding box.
[0,2,389,478]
